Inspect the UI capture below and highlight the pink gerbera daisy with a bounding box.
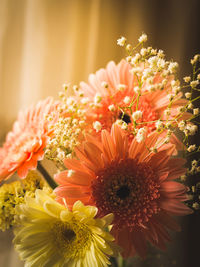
[0,97,58,181]
[79,60,190,139]
[55,124,192,258]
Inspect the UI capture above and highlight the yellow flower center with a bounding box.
[52,219,92,259]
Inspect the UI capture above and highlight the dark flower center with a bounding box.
[91,159,160,229]
[63,229,76,242]
[119,111,131,124]
[116,185,130,199]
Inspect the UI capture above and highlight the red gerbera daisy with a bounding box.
[0,97,58,181]
[55,124,192,258]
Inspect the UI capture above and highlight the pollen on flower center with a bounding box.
[91,158,161,229]
[52,220,92,258]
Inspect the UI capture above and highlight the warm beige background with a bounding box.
[0,0,200,266]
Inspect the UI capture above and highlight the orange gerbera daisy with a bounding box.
[0,97,58,181]
[79,60,190,138]
[55,124,192,258]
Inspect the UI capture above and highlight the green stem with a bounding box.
[110,257,118,267]
[37,162,57,189]
[117,256,127,267]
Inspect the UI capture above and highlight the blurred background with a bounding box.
[0,0,200,266]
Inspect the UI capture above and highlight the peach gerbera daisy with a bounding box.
[55,124,192,258]
[0,97,57,181]
[79,60,190,138]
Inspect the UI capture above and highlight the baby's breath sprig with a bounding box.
[117,34,200,175]
[45,84,88,168]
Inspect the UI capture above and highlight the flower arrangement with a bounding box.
[0,33,200,266]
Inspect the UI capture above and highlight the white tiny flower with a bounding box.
[167,94,174,101]
[171,80,180,87]
[157,58,166,69]
[188,102,194,109]
[192,202,200,210]
[173,86,181,94]
[123,96,130,104]
[142,68,153,79]
[79,120,85,126]
[164,136,170,144]
[73,85,79,91]
[151,48,157,55]
[191,54,200,65]
[183,76,191,83]
[130,67,142,75]
[157,49,164,58]
[147,85,156,92]
[117,84,126,91]
[66,97,75,106]
[126,56,132,62]
[197,74,200,80]
[193,108,199,115]
[192,159,198,166]
[185,92,192,99]
[108,104,115,112]
[155,120,164,130]
[79,91,84,97]
[81,97,89,105]
[162,79,167,86]
[117,36,127,46]
[165,122,172,128]
[121,122,128,130]
[94,93,102,104]
[161,69,170,77]
[177,106,186,113]
[140,48,147,56]
[138,33,147,43]
[68,169,75,177]
[134,86,141,94]
[164,108,171,116]
[101,81,108,88]
[136,128,147,143]
[146,77,154,85]
[116,119,123,126]
[72,119,78,125]
[58,91,65,98]
[148,56,158,67]
[62,83,70,90]
[187,145,196,152]
[132,110,143,121]
[126,44,132,51]
[57,150,65,160]
[190,80,199,88]
[168,62,178,74]
[185,124,198,135]
[93,121,102,132]
[131,53,141,65]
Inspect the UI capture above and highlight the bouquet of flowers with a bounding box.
[0,33,200,267]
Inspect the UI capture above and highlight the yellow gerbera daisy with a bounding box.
[13,189,118,267]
